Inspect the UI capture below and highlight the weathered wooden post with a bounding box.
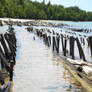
[83,38,85,45]
[61,34,67,56]
[61,34,64,52]
[63,37,67,56]
[56,35,60,53]
[0,50,11,73]
[0,34,10,60]
[70,36,75,59]
[48,36,51,47]
[52,36,55,51]
[88,36,92,57]
[44,34,48,45]
[0,46,5,69]
[76,37,86,61]
[10,60,14,81]
[4,34,16,65]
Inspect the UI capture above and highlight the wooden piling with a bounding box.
[70,36,75,59]
[0,46,5,69]
[0,50,11,73]
[88,36,92,57]
[63,37,67,56]
[48,36,51,47]
[56,35,60,53]
[10,60,14,81]
[61,35,67,56]
[76,37,86,61]
[0,34,10,60]
[52,36,55,51]
[61,34,64,52]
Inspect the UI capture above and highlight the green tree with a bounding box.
[0,0,92,21]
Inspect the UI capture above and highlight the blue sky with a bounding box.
[32,0,92,11]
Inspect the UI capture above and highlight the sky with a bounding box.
[32,0,92,12]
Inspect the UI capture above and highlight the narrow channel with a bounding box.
[12,26,84,92]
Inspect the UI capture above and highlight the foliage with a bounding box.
[0,0,92,21]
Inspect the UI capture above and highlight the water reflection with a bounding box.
[12,26,84,92]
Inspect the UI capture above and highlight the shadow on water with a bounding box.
[11,26,85,92]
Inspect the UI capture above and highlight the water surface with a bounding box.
[12,26,84,92]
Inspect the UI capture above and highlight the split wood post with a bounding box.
[0,46,5,69]
[0,34,10,60]
[76,37,86,61]
[4,34,16,65]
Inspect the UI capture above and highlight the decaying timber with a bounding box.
[0,25,17,92]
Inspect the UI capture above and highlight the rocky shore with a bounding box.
[0,18,68,27]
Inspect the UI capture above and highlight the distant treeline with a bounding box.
[0,0,92,21]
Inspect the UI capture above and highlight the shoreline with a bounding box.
[0,18,92,23]
[0,18,92,31]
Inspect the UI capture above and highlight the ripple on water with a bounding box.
[12,26,84,92]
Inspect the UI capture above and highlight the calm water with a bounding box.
[11,26,85,92]
[0,21,92,92]
[48,20,92,29]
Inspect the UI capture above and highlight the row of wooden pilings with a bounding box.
[0,27,17,87]
[27,27,92,62]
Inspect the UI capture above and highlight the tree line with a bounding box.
[0,0,92,21]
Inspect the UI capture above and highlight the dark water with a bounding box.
[11,26,85,92]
